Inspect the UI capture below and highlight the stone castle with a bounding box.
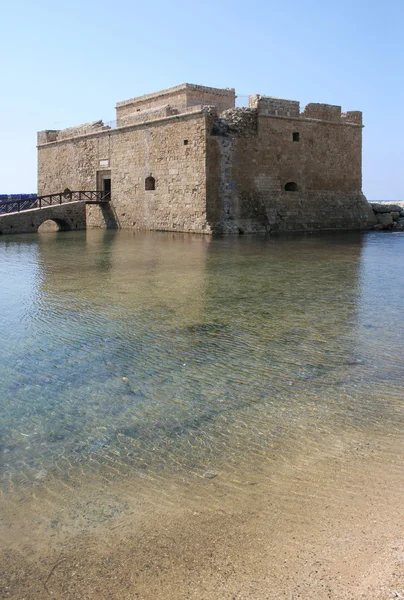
[37,83,376,234]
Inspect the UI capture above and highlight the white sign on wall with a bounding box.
[99,159,109,167]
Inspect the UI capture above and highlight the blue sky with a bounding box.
[2,0,403,199]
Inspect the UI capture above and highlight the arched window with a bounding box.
[284,182,299,191]
[145,176,155,191]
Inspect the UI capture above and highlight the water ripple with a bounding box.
[0,230,403,503]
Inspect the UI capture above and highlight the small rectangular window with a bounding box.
[184,140,189,145]
[293,132,300,142]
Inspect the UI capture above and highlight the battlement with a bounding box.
[38,85,362,148]
[249,95,300,117]
[116,83,235,124]
[302,103,341,122]
[249,95,361,125]
[342,111,363,125]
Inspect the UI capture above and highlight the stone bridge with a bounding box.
[0,191,110,236]
[0,201,87,236]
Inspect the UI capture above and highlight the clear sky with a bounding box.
[2,0,403,199]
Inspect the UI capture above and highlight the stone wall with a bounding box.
[206,104,373,233]
[183,85,235,114]
[0,202,87,236]
[37,84,373,236]
[118,105,180,127]
[116,90,189,124]
[212,190,376,234]
[116,83,235,124]
[38,111,209,233]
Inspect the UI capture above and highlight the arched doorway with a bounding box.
[284,182,299,191]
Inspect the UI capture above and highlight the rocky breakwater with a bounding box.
[370,202,404,231]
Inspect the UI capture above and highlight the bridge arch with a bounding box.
[37,218,72,233]
[284,181,299,192]
[0,193,88,236]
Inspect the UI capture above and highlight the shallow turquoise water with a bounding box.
[0,230,403,493]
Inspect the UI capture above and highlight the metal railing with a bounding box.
[0,190,110,214]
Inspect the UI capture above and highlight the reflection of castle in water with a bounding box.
[37,230,365,376]
[37,230,213,328]
[4,230,372,491]
[200,233,366,381]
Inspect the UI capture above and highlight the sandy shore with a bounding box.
[1,427,404,600]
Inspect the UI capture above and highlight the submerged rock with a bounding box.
[203,472,218,479]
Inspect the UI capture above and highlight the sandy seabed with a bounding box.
[1,427,404,600]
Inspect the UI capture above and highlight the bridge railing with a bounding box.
[0,198,38,214]
[37,190,110,207]
[0,190,110,214]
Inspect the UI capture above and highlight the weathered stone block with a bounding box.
[371,203,404,214]
[376,213,394,228]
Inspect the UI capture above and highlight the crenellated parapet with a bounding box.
[302,103,341,122]
[249,95,300,118]
[249,95,362,125]
[341,111,363,125]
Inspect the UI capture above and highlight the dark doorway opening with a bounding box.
[285,182,299,191]
[97,170,112,201]
[103,177,111,201]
